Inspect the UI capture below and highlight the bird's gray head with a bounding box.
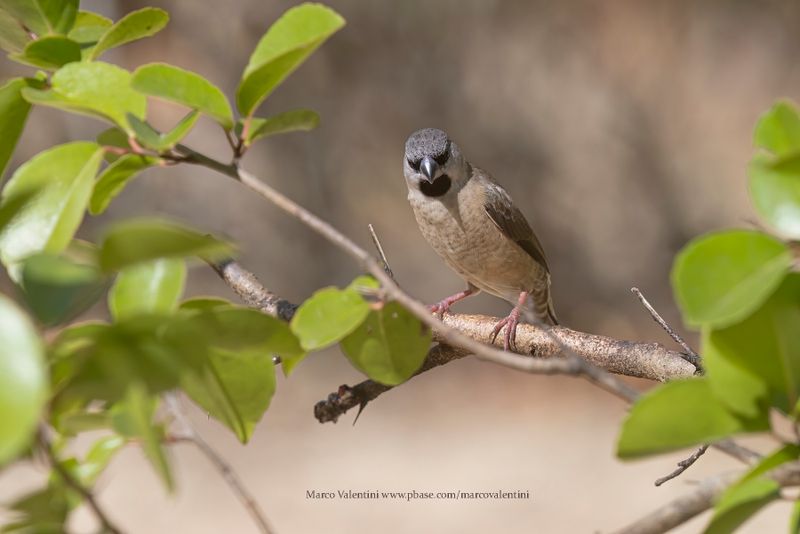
[403,128,468,197]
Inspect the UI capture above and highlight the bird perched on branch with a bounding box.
[403,128,557,350]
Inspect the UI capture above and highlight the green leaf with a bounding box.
[20,252,107,326]
[22,61,147,134]
[88,7,168,60]
[704,477,780,534]
[341,301,431,385]
[754,101,800,156]
[672,230,791,329]
[176,307,301,442]
[0,9,31,53]
[5,484,68,532]
[74,434,125,485]
[54,410,109,436]
[98,218,235,272]
[0,77,33,179]
[0,187,39,232]
[126,111,200,152]
[238,109,319,146]
[68,11,112,48]
[236,3,344,116]
[0,294,46,464]
[617,378,769,459]
[791,499,800,534]
[9,35,81,69]
[89,153,160,215]
[1,0,78,36]
[748,153,800,240]
[290,286,369,350]
[703,274,800,415]
[179,297,231,312]
[110,384,173,491]
[132,63,233,130]
[0,142,103,280]
[109,258,186,320]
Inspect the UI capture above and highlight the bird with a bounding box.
[403,127,557,351]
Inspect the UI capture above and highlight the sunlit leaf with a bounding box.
[290,286,369,351]
[748,153,800,240]
[68,11,112,49]
[754,100,800,157]
[704,477,780,534]
[1,0,78,36]
[89,7,168,60]
[0,77,34,179]
[109,258,186,320]
[236,3,344,116]
[89,153,160,215]
[238,109,319,146]
[0,9,31,53]
[126,111,199,153]
[9,35,81,69]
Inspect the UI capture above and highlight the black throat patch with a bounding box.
[420,175,452,197]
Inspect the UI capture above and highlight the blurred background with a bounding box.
[2,0,799,532]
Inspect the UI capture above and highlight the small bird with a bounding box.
[403,128,557,350]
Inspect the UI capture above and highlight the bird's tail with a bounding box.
[524,286,558,326]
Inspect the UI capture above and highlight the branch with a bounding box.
[38,426,123,534]
[653,445,709,487]
[631,287,702,369]
[164,395,275,534]
[615,461,800,534]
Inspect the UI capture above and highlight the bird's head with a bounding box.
[403,128,468,197]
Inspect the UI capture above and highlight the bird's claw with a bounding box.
[489,311,521,351]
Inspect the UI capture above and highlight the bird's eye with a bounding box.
[408,158,421,171]
[433,152,449,166]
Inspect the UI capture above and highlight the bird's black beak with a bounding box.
[420,156,438,183]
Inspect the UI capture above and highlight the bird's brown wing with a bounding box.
[482,182,550,274]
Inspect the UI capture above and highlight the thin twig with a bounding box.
[630,287,702,369]
[654,445,709,487]
[164,395,275,534]
[38,426,123,534]
[368,223,395,280]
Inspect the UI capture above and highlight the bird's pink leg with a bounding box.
[429,286,477,318]
[490,291,529,351]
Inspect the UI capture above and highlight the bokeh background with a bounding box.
[2,0,799,532]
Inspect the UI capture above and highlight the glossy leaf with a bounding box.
[290,286,369,350]
[89,153,160,215]
[0,142,103,280]
[754,101,800,156]
[110,384,173,491]
[132,63,233,129]
[703,275,800,415]
[672,230,791,328]
[98,218,235,272]
[89,7,168,60]
[10,35,81,69]
[617,378,769,459]
[20,252,107,326]
[0,9,31,53]
[704,478,780,534]
[0,77,33,178]
[239,109,319,146]
[68,11,112,48]
[1,0,78,36]
[341,301,431,385]
[0,294,46,464]
[236,3,344,116]
[109,258,186,320]
[748,153,800,239]
[22,61,146,134]
[74,435,125,485]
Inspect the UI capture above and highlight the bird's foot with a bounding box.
[428,287,476,319]
[489,292,529,351]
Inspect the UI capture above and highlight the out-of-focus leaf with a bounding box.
[748,153,800,240]
[74,434,125,485]
[68,11,112,49]
[0,142,103,280]
[238,109,319,146]
[89,153,160,215]
[9,35,81,69]
[89,7,168,60]
[20,252,107,326]
[178,297,231,312]
[703,274,800,415]
[0,9,31,53]
[704,477,780,534]
[98,218,235,272]
[0,294,46,464]
[22,61,146,134]
[55,411,109,436]
[110,384,173,491]
[617,378,769,459]
[290,286,369,351]
[341,301,430,385]
[132,63,233,129]
[754,101,800,156]
[672,230,791,328]
[0,77,34,179]
[109,258,186,320]
[5,484,68,532]
[1,0,78,36]
[236,3,344,116]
